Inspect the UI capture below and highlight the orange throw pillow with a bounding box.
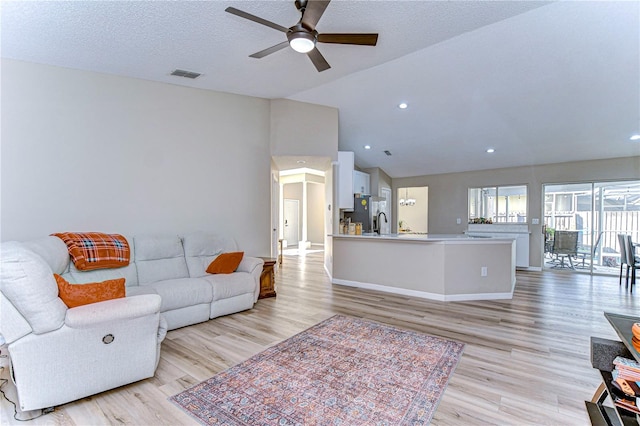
[54,274,126,308]
[206,252,244,274]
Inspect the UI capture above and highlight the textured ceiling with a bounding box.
[2,1,639,177]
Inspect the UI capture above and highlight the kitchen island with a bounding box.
[331,233,516,301]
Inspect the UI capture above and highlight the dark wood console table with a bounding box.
[586,312,640,426]
[258,257,276,299]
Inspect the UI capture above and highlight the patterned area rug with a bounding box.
[170,315,464,425]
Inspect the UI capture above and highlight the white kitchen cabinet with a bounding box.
[338,151,354,209]
[514,233,530,268]
[466,224,530,268]
[353,170,370,195]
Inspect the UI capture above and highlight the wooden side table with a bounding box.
[258,257,277,299]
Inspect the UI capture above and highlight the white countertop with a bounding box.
[467,223,530,234]
[331,233,516,242]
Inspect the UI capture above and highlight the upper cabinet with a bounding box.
[353,170,370,195]
[338,151,355,209]
[338,151,371,209]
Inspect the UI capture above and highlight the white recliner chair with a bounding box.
[0,241,167,412]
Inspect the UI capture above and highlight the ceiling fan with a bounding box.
[225,0,378,72]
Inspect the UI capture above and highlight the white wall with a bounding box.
[269,99,339,267]
[270,99,339,159]
[363,167,392,198]
[307,183,325,244]
[1,60,272,256]
[397,187,429,233]
[394,156,640,268]
[281,178,325,245]
[325,162,337,276]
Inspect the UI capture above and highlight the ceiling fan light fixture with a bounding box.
[288,31,316,53]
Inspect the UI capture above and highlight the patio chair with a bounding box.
[550,230,579,269]
[617,234,630,287]
[624,235,639,289]
[575,232,602,269]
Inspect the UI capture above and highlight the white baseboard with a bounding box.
[332,279,514,302]
[517,266,542,272]
[324,264,332,281]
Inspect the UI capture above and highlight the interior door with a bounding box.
[283,199,299,248]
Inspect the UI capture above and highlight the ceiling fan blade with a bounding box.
[225,7,289,33]
[307,48,331,72]
[249,41,290,59]
[301,0,331,30]
[317,33,379,46]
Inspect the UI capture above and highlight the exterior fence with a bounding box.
[545,211,640,266]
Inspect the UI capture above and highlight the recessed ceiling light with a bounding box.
[297,160,306,164]
[486,148,495,153]
[631,134,640,141]
[398,103,408,109]
[364,145,371,150]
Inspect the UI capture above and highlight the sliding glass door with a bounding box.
[543,180,640,275]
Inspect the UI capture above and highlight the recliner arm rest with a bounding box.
[65,294,162,329]
[236,256,264,274]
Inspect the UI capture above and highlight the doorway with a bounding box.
[543,180,640,275]
[283,199,299,248]
[397,186,428,233]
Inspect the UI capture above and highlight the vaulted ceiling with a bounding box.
[2,1,639,177]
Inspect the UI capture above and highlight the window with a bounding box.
[469,185,527,223]
[554,194,573,213]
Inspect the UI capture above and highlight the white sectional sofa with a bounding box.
[54,232,264,330]
[0,231,264,412]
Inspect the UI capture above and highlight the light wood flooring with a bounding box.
[1,251,638,425]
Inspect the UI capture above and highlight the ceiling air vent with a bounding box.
[384,150,392,156]
[170,69,201,79]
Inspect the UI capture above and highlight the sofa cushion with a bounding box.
[22,236,70,275]
[66,261,139,287]
[182,232,237,278]
[54,274,126,308]
[0,242,67,334]
[134,234,189,284]
[201,272,256,301]
[206,252,244,274]
[143,278,213,312]
[126,286,158,297]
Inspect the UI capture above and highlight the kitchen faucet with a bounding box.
[375,212,388,234]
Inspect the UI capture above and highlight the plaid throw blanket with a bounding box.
[53,232,130,271]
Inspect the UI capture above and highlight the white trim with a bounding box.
[518,266,542,272]
[324,265,332,281]
[279,167,325,177]
[332,279,515,302]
